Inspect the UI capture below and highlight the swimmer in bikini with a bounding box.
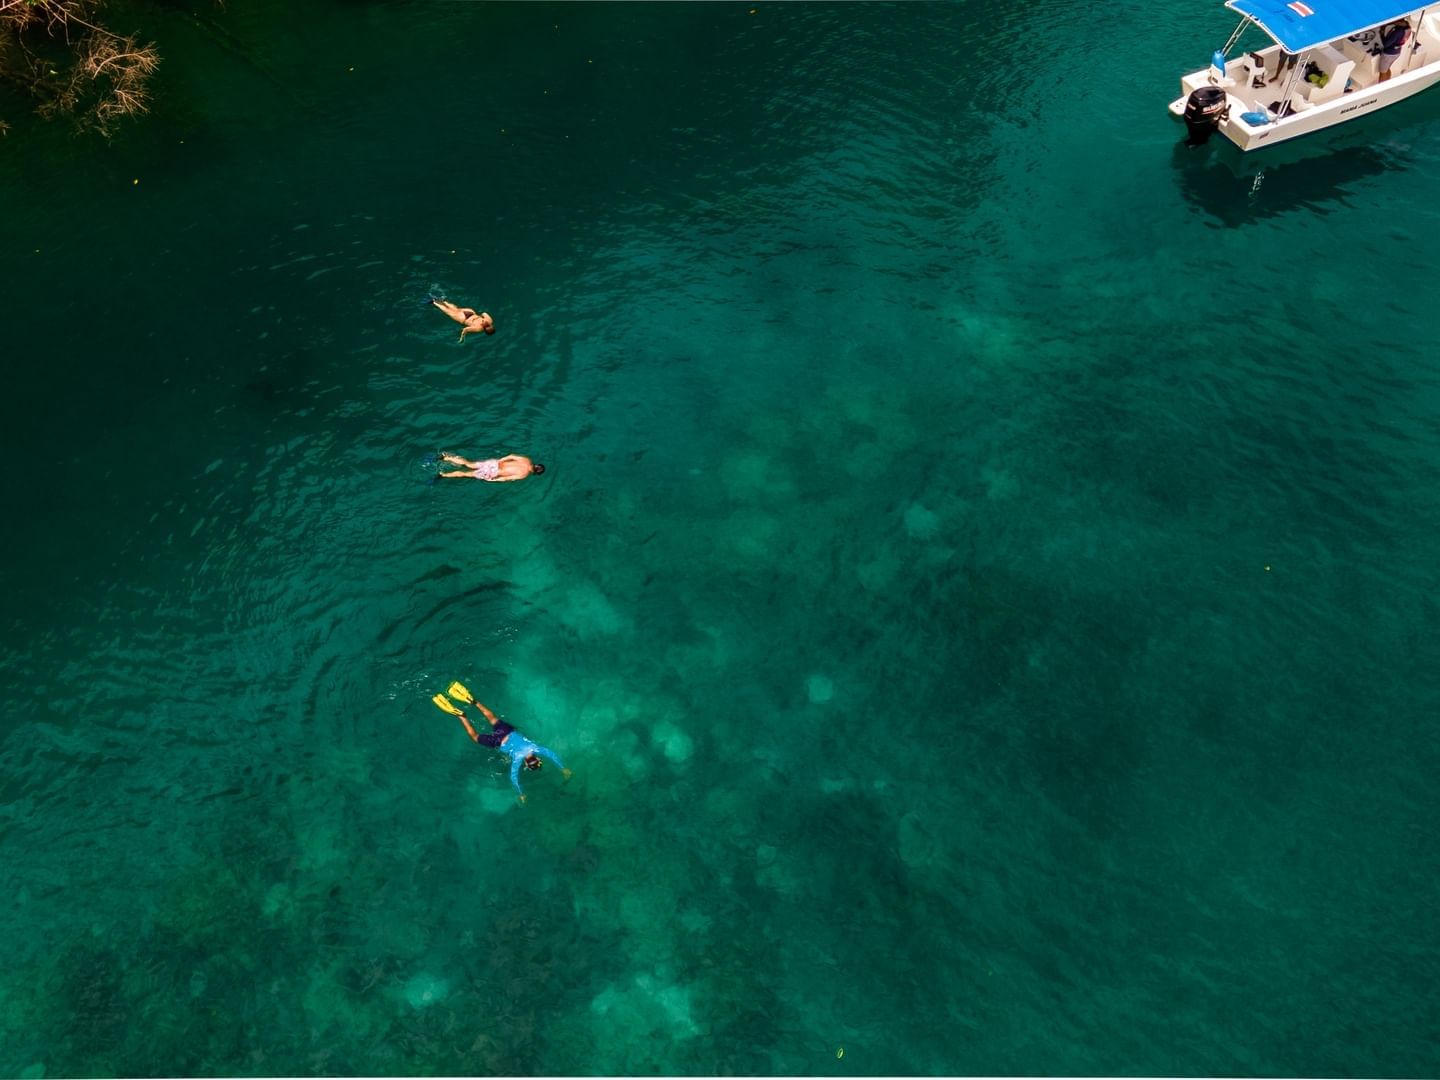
[429,298,495,341]
[438,452,545,481]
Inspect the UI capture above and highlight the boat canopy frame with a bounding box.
[1224,0,1422,52]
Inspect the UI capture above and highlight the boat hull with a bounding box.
[1169,46,1440,149]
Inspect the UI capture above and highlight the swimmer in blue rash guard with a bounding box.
[454,698,570,804]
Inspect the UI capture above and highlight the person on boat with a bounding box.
[1379,19,1412,81]
[429,297,495,341]
[437,452,545,481]
[448,695,570,803]
[1269,48,1298,84]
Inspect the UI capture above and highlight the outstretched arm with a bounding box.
[510,755,525,801]
[534,746,569,778]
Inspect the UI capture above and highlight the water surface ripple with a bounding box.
[2,2,1438,1075]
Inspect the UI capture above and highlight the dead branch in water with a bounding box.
[1,0,160,135]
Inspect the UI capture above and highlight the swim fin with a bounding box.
[432,693,465,717]
[447,681,477,706]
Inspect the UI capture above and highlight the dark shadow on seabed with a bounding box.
[6,2,1440,1077]
[1169,90,1440,224]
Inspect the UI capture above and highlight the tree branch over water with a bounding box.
[1,0,161,135]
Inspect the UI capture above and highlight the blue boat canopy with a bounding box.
[1225,0,1419,52]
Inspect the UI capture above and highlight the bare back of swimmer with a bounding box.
[438,453,545,481]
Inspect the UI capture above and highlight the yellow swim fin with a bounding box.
[432,693,465,717]
[447,681,477,706]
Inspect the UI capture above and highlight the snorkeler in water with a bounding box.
[428,297,495,342]
[437,452,545,482]
[432,683,569,803]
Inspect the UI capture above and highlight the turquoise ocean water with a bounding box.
[2,2,1439,1074]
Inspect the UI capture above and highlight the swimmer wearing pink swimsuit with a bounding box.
[470,459,501,481]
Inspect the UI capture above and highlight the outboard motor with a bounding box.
[1183,85,1230,146]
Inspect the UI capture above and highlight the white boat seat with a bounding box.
[1210,62,1240,88]
[1420,11,1440,53]
[1242,51,1269,88]
[1346,48,1381,83]
[1308,58,1356,102]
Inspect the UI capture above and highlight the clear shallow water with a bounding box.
[2,2,1439,1075]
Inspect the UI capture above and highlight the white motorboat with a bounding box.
[1170,0,1440,149]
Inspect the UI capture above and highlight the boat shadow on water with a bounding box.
[1170,93,1437,224]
